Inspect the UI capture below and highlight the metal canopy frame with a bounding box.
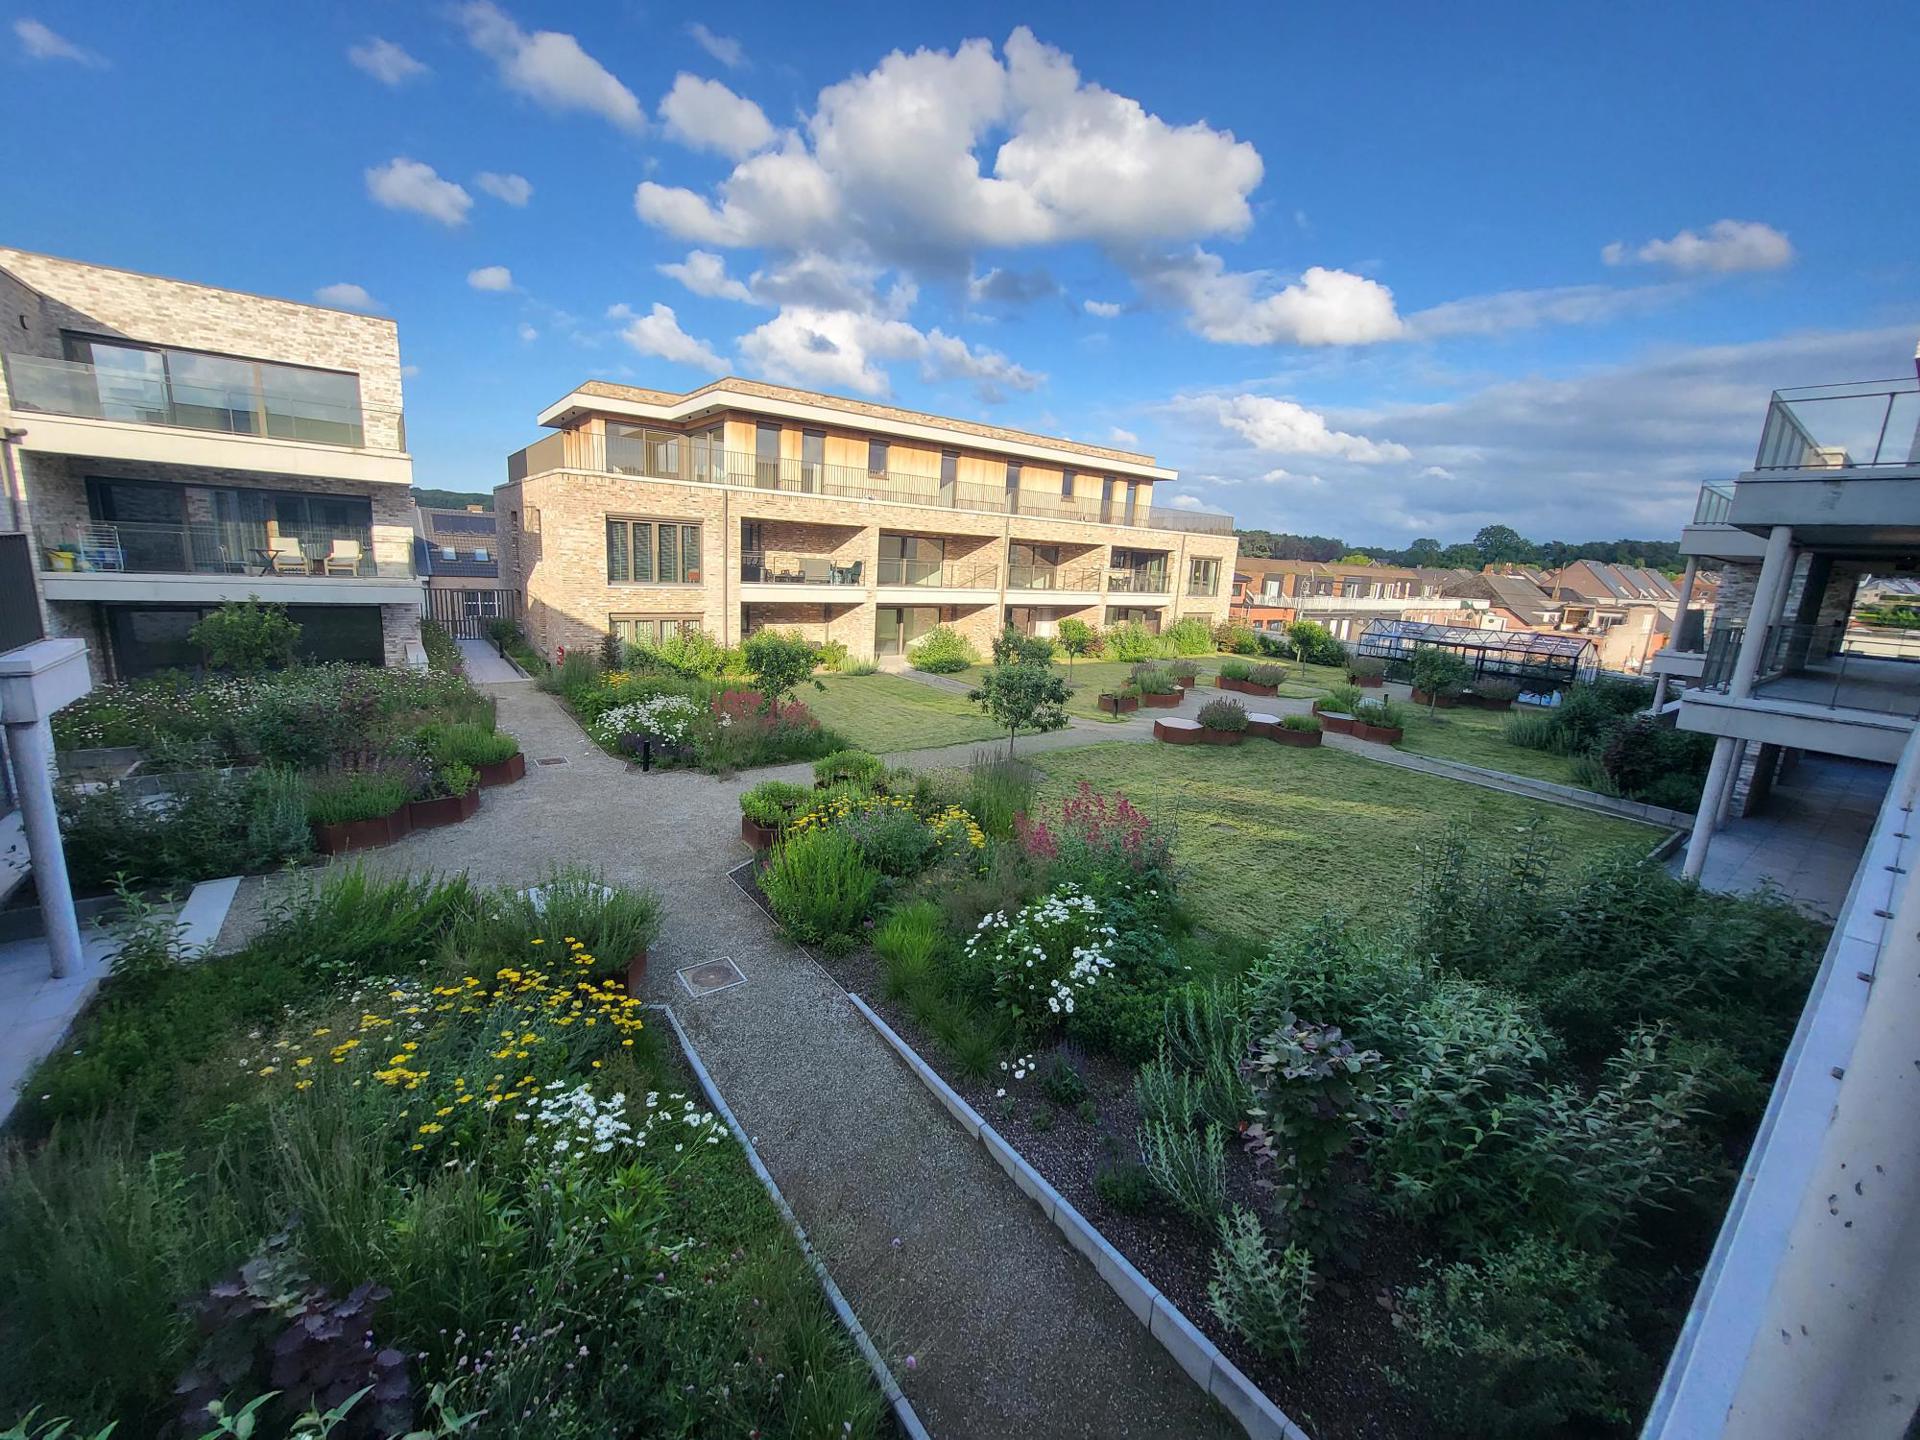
[1355,618,1599,688]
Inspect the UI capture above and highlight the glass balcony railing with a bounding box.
[4,352,401,450]
[1006,562,1102,591]
[36,520,406,579]
[876,557,997,588]
[1754,378,1920,471]
[506,432,1236,535]
[740,552,865,586]
[1106,569,1171,594]
[1693,482,1735,524]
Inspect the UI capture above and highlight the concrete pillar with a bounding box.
[1683,734,1740,881]
[1781,553,1834,670]
[1729,526,1795,699]
[0,640,94,980]
[1715,739,1745,827]
[1651,556,1702,709]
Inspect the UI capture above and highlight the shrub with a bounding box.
[1016,781,1176,905]
[1038,1044,1089,1106]
[418,617,461,674]
[1320,684,1363,715]
[1141,1118,1227,1227]
[967,754,1036,840]
[1600,715,1713,801]
[421,720,519,768]
[1162,617,1214,655]
[874,901,942,1000]
[1568,754,1620,796]
[1288,620,1348,667]
[991,627,1057,666]
[1131,664,1176,695]
[464,865,661,978]
[907,625,978,673]
[1352,698,1407,730]
[243,765,312,869]
[1214,622,1258,654]
[743,629,822,703]
[740,779,812,827]
[757,827,879,944]
[254,866,478,980]
[304,769,412,826]
[1503,711,1566,752]
[1637,770,1705,812]
[967,884,1117,1036]
[1218,657,1253,681]
[1280,714,1321,734]
[845,804,937,877]
[1162,984,1250,1131]
[1168,659,1199,684]
[815,639,850,672]
[1208,1207,1314,1365]
[1474,678,1521,704]
[1388,1236,1631,1438]
[1411,646,1473,706]
[1103,621,1163,663]
[840,661,879,676]
[814,749,885,788]
[188,599,300,673]
[1197,698,1248,732]
[1348,655,1386,680]
[1055,617,1100,664]
[1247,663,1286,687]
[645,628,738,679]
[1092,1156,1156,1212]
[1242,1011,1382,1198]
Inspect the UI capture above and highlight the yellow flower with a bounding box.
[294,1080,313,1091]
[531,938,544,946]
[418,1122,444,1134]
[295,1057,314,1068]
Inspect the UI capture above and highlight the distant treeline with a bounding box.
[412,487,493,511]
[1235,524,1685,574]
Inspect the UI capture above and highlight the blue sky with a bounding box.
[5,2,1915,544]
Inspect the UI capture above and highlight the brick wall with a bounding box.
[0,248,407,450]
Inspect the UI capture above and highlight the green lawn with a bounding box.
[1391,703,1592,786]
[806,671,1003,751]
[1031,740,1660,939]
[953,655,1347,721]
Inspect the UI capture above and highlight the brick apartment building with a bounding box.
[497,378,1238,664]
[0,246,421,680]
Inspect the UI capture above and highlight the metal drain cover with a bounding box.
[677,958,746,997]
[534,756,570,766]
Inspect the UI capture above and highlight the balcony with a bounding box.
[4,352,408,484]
[876,557,997,589]
[1754,378,1920,472]
[1007,562,1102,595]
[1695,482,1734,524]
[507,431,1236,535]
[1106,568,1171,599]
[32,519,417,607]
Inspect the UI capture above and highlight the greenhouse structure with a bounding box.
[1355,619,1599,690]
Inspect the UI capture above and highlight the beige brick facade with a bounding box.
[0,247,420,679]
[500,394,1239,664]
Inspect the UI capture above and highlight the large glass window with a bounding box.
[879,534,946,586]
[868,440,889,476]
[755,424,782,488]
[801,430,825,489]
[1188,557,1221,596]
[611,614,704,647]
[607,517,699,584]
[875,604,941,657]
[691,424,725,484]
[62,335,364,446]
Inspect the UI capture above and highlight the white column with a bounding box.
[1683,734,1740,881]
[1715,739,1745,827]
[1728,526,1795,699]
[0,641,94,980]
[1650,554,1701,713]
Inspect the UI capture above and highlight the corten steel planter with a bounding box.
[1270,726,1323,748]
[1239,681,1278,697]
[312,808,409,855]
[1200,727,1247,746]
[1246,713,1280,738]
[1097,692,1140,715]
[1153,718,1204,745]
[1468,694,1513,711]
[1354,722,1404,745]
[740,814,780,851]
[1410,689,1459,708]
[1139,690,1181,708]
[477,752,526,787]
[626,947,649,994]
[1318,711,1357,735]
[408,787,481,830]
[1349,673,1385,688]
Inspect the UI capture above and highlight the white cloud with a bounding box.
[610,302,728,374]
[518,323,539,342]
[1083,299,1122,318]
[738,306,1040,401]
[688,22,744,69]
[1140,250,1405,346]
[1187,393,1411,463]
[314,283,383,312]
[467,265,514,291]
[636,28,1260,260]
[1109,426,1140,447]
[401,364,421,379]
[14,18,105,66]
[349,37,427,85]
[365,158,472,226]
[1603,219,1794,274]
[659,73,775,159]
[457,1,644,133]
[658,250,753,303]
[475,171,533,206]
[1166,494,1205,511]
[968,267,1059,304]
[1406,282,1685,339]
[1421,465,1455,480]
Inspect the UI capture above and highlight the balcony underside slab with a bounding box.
[15,412,411,486]
[1678,689,1913,764]
[41,572,422,606]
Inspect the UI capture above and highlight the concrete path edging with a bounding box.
[846,993,1311,1440]
[647,1002,932,1440]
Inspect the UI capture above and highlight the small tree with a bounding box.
[1410,645,1473,714]
[1056,617,1098,669]
[189,598,300,673]
[970,658,1070,756]
[992,626,1056,666]
[743,628,823,706]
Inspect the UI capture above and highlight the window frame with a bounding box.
[609,613,706,648]
[605,514,703,587]
[868,439,889,476]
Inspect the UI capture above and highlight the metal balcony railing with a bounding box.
[740,552,866,586]
[1006,562,1102,592]
[36,520,406,579]
[506,431,1236,535]
[1753,378,1920,472]
[3,352,402,451]
[876,557,997,588]
[1693,482,1735,524]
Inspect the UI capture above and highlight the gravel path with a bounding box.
[259,683,1235,1440]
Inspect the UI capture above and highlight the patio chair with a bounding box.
[801,556,830,584]
[842,560,863,586]
[268,537,310,574]
[322,539,363,576]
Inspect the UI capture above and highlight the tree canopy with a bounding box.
[1235,526,1685,575]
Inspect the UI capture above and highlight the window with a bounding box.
[940,451,957,485]
[1188,558,1221,596]
[868,439,889,476]
[1005,461,1021,514]
[441,545,457,560]
[1101,476,1115,520]
[610,614,704,647]
[474,547,489,563]
[606,518,703,585]
[691,424,725,484]
[755,424,782,488]
[801,429,825,488]
[463,591,503,620]
[1061,468,1075,499]
[1123,481,1138,524]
